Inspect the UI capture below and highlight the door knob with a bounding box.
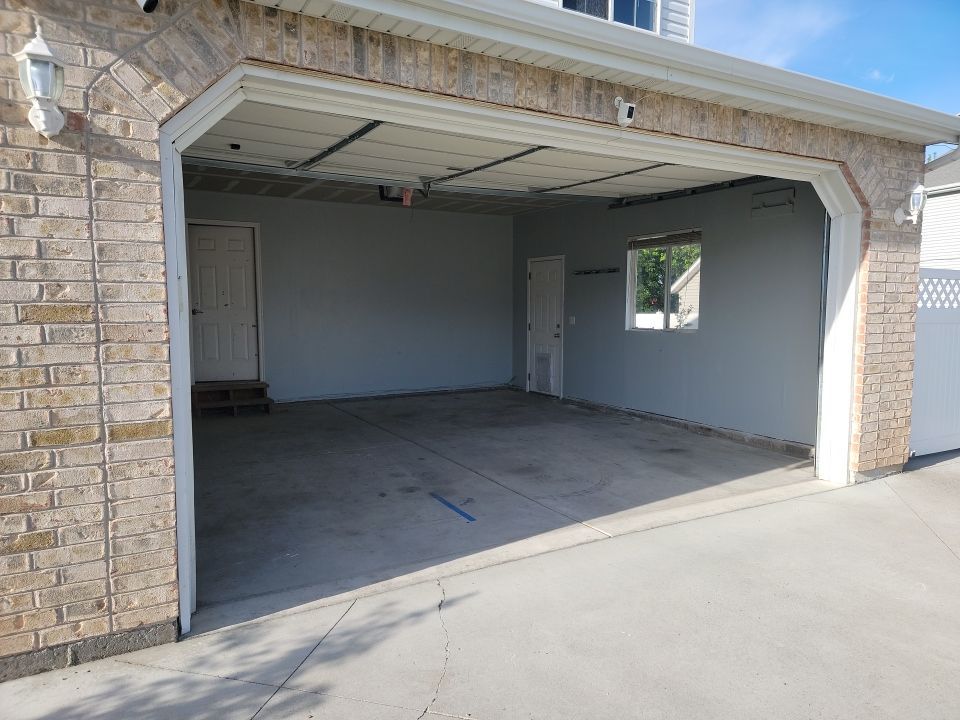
[553,333,560,338]
[191,309,203,315]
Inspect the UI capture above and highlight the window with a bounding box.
[627,231,702,331]
[562,0,606,20]
[562,0,658,31]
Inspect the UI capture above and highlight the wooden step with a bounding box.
[192,381,268,392]
[191,381,273,417]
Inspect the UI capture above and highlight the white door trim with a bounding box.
[186,219,265,384]
[162,64,863,632]
[526,255,566,398]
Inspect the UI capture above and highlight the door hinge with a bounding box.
[528,322,531,331]
[528,272,532,280]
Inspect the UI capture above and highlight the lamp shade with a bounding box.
[14,27,65,103]
[13,26,66,138]
[909,184,926,215]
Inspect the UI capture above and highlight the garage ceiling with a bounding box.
[183,101,751,214]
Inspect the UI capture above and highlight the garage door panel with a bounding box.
[207,119,350,156]
[640,166,746,182]
[229,102,372,137]
[470,162,613,185]
[189,135,318,165]
[334,140,504,173]
[317,154,452,181]
[517,149,643,174]
[365,124,529,159]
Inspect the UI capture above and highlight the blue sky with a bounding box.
[694,0,959,153]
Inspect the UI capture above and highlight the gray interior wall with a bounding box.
[186,191,514,401]
[512,181,825,444]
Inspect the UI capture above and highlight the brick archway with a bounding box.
[0,0,923,668]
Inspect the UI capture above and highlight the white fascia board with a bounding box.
[261,0,960,146]
[928,182,960,197]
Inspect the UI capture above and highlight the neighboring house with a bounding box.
[910,149,960,456]
[672,256,701,328]
[921,150,960,271]
[0,0,958,681]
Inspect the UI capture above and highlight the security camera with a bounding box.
[614,97,636,128]
[135,0,159,12]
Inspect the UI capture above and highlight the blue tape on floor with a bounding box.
[430,492,477,522]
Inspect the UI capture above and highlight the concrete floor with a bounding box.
[2,451,959,719]
[192,390,824,628]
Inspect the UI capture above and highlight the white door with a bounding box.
[910,269,960,455]
[528,257,564,396]
[188,224,260,382]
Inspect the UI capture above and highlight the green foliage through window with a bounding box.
[632,242,701,330]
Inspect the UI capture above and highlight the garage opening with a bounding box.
[172,93,834,629]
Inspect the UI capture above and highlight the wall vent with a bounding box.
[326,4,355,23]
[449,34,477,50]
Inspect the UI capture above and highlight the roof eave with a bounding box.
[258,0,960,146]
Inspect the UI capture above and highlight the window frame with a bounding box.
[559,0,661,35]
[626,228,702,333]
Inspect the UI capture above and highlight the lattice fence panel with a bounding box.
[918,277,960,310]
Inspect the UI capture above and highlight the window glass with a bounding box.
[629,241,701,331]
[668,244,701,329]
[612,0,658,30]
[633,247,667,329]
[562,0,608,20]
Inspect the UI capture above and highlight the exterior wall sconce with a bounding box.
[14,26,66,139]
[893,183,927,226]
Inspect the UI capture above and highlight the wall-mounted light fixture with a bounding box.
[893,183,927,226]
[14,26,65,139]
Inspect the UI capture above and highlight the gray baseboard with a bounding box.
[0,620,178,683]
[560,395,815,461]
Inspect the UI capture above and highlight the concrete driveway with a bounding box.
[2,452,958,719]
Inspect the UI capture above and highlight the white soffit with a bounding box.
[251,0,960,146]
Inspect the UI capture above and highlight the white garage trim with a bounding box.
[162,64,862,633]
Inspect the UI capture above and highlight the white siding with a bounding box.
[660,0,694,42]
[921,192,960,271]
[512,1,694,43]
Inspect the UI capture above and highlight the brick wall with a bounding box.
[0,0,923,663]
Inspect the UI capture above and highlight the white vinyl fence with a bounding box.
[910,269,960,456]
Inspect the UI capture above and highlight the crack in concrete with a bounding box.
[885,479,960,566]
[418,579,451,720]
[250,599,358,719]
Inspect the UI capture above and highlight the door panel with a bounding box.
[528,258,564,397]
[188,224,260,382]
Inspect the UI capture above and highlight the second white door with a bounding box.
[528,257,564,397]
[188,223,260,382]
